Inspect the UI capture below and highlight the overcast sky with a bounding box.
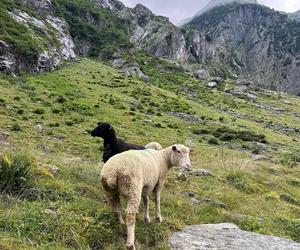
[120,0,300,24]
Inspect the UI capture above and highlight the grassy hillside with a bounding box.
[0,58,299,249]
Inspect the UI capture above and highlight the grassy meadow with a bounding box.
[0,58,299,249]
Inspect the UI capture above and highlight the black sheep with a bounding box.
[91,122,145,163]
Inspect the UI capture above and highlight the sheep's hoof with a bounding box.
[156,216,163,223]
[126,243,135,250]
[144,217,151,223]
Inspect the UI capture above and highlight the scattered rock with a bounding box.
[252,155,273,162]
[37,144,51,153]
[169,223,300,250]
[44,208,59,215]
[211,77,224,83]
[246,93,257,101]
[123,66,149,81]
[168,112,200,123]
[34,123,43,132]
[48,165,60,174]
[0,132,9,141]
[144,119,152,124]
[283,100,291,105]
[274,108,285,113]
[194,69,210,80]
[199,198,227,208]
[185,168,213,177]
[207,81,217,88]
[236,79,254,86]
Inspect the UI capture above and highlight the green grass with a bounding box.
[0,58,299,249]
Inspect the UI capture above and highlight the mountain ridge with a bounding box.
[0,0,300,95]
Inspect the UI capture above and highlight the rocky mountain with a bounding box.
[0,0,129,74]
[0,0,75,74]
[290,10,300,22]
[1,0,300,95]
[178,0,257,26]
[184,3,300,94]
[195,0,257,18]
[122,2,300,94]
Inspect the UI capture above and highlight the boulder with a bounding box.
[194,69,210,80]
[236,79,254,86]
[207,82,217,88]
[169,223,300,250]
[252,155,273,162]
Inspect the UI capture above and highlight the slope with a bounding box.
[0,58,299,249]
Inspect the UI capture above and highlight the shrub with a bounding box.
[192,128,209,135]
[280,150,300,167]
[226,173,255,194]
[207,137,219,145]
[11,123,21,131]
[280,194,300,205]
[56,96,66,104]
[33,108,45,115]
[212,127,266,143]
[273,217,300,242]
[0,152,35,194]
[17,109,24,115]
[108,98,116,105]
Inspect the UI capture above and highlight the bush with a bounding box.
[207,137,219,145]
[11,123,21,131]
[33,108,45,115]
[212,127,266,143]
[0,152,34,194]
[280,150,300,167]
[226,173,255,194]
[56,96,66,104]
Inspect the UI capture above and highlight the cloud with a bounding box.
[119,0,300,24]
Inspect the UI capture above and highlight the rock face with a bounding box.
[194,0,258,18]
[169,223,300,250]
[121,2,300,94]
[1,1,75,74]
[95,0,124,10]
[290,11,300,22]
[185,4,300,95]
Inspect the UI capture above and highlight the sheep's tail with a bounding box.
[101,173,118,191]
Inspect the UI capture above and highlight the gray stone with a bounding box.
[169,223,300,250]
[49,165,60,174]
[186,168,213,177]
[211,77,224,83]
[199,198,227,208]
[236,79,254,86]
[194,69,210,80]
[123,67,149,81]
[207,82,217,88]
[252,155,273,162]
[246,93,257,100]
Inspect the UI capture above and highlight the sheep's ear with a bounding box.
[172,145,177,151]
[108,125,113,131]
[97,122,102,126]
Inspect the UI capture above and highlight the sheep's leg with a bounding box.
[126,195,141,250]
[142,195,150,223]
[112,194,125,225]
[155,191,163,223]
[106,192,125,225]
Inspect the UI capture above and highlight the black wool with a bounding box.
[91,122,145,162]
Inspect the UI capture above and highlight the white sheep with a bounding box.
[100,144,192,249]
[145,141,163,150]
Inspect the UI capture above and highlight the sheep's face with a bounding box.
[171,144,192,170]
[91,122,113,138]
